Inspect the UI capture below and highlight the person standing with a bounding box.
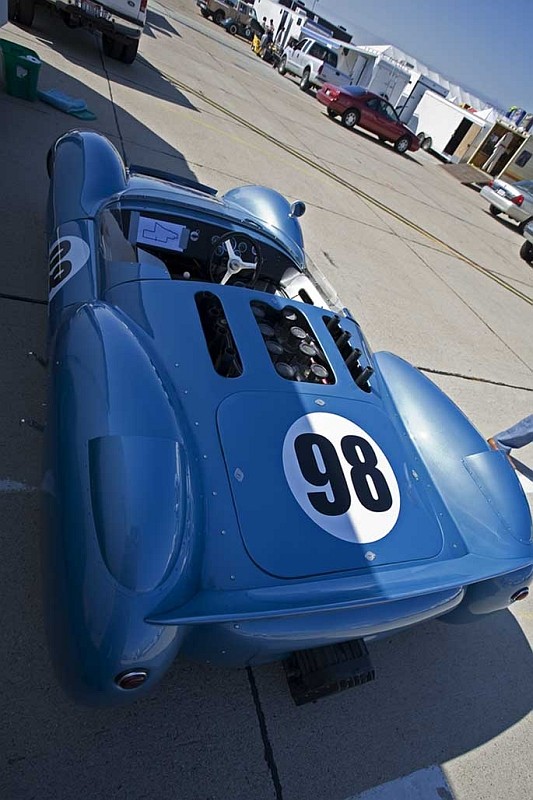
[482,130,514,174]
[488,415,533,454]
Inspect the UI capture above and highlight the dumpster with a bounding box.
[0,39,41,100]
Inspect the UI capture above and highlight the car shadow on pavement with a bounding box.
[3,490,533,800]
[326,116,423,164]
[484,210,523,235]
[250,608,533,800]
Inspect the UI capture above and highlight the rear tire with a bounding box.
[213,9,224,24]
[102,34,123,59]
[518,216,533,235]
[17,0,34,26]
[519,240,533,264]
[394,135,410,154]
[278,57,287,75]
[299,69,311,92]
[120,37,139,64]
[341,108,360,128]
[200,8,210,17]
[489,204,502,216]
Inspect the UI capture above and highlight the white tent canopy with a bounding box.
[356,44,502,117]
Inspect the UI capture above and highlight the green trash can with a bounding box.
[0,40,42,101]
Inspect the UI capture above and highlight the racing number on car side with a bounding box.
[283,413,400,544]
[48,236,90,301]
[294,433,393,515]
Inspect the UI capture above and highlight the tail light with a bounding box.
[488,180,494,187]
[326,87,340,99]
[140,0,147,12]
[317,64,323,76]
[512,195,524,206]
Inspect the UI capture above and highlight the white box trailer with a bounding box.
[349,49,411,107]
[408,90,487,159]
[397,73,448,124]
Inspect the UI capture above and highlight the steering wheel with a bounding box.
[209,232,263,287]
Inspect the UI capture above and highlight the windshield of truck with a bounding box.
[309,43,338,68]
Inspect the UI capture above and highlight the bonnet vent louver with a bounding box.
[323,315,373,392]
[195,292,243,378]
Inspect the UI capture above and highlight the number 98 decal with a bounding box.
[282,413,400,544]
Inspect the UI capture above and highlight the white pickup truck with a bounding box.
[8,0,146,63]
[277,37,351,92]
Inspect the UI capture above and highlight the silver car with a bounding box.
[519,220,533,265]
[480,178,533,233]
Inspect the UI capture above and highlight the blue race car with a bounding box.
[43,130,533,705]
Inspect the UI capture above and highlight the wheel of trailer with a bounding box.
[213,9,224,24]
[299,69,311,92]
[520,240,533,264]
[518,216,533,235]
[417,131,426,144]
[489,204,502,216]
[120,37,139,64]
[278,57,287,75]
[200,7,209,17]
[102,34,122,59]
[394,135,410,154]
[17,0,34,26]
[421,135,432,151]
[228,22,238,35]
[341,108,360,129]
[326,108,337,118]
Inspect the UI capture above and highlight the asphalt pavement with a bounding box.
[1,3,532,799]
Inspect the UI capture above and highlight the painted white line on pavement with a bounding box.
[346,765,454,800]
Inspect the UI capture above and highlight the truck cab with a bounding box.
[278,37,351,92]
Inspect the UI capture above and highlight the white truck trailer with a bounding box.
[407,90,487,159]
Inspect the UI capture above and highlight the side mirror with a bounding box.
[290,201,306,218]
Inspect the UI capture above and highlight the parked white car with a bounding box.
[480,178,533,234]
[8,0,146,63]
[520,220,533,265]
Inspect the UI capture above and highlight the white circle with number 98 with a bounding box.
[282,412,400,544]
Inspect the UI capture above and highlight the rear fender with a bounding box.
[48,130,127,228]
[374,352,533,557]
[43,302,203,702]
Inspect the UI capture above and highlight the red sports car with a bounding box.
[316,84,420,154]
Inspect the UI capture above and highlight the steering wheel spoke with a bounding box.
[209,232,263,287]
